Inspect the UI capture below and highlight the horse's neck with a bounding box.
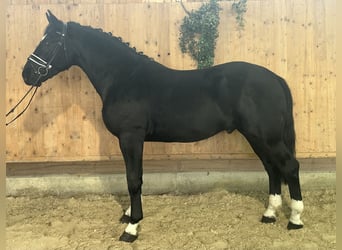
[67,24,139,101]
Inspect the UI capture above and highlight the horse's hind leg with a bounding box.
[266,142,304,229]
[244,136,283,223]
[261,167,283,223]
[275,147,304,229]
[245,136,304,229]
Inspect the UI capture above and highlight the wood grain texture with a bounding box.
[6,0,336,164]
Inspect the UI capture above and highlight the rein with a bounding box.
[6,86,39,126]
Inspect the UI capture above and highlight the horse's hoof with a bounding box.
[119,214,131,224]
[119,231,138,243]
[287,221,303,230]
[261,215,276,223]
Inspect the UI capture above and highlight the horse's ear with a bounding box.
[46,10,60,25]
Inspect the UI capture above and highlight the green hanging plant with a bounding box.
[231,0,248,29]
[179,0,221,69]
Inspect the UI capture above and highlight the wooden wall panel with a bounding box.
[6,0,336,163]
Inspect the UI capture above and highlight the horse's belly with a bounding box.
[145,130,221,143]
[146,99,235,142]
[146,116,230,143]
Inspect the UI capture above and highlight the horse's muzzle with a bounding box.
[22,65,42,87]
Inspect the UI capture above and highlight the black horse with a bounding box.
[22,10,304,242]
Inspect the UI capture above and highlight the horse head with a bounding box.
[22,10,70,86]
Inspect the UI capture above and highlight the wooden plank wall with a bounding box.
[6,0,336,163]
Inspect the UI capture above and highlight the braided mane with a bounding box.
[69,21,155,61]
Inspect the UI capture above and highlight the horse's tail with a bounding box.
[279,77,296,156]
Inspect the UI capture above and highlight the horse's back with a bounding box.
[103,61,291,143]
[143,61,289,142]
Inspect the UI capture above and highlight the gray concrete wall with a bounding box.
[6,171,336,197]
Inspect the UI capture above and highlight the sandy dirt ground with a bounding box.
[6,188,335,250]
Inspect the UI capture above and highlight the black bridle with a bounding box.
[27,22,68,86]
[6,23,68,126]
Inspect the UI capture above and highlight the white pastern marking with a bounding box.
[41,34,47,41]
[289,199,304,225]
[125,206,131,217]
[125,222,139,236]
[263,194,282,218]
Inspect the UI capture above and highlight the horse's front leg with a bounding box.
[118,132,144,242]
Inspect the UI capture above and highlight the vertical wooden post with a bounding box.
[0,0,7,249]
